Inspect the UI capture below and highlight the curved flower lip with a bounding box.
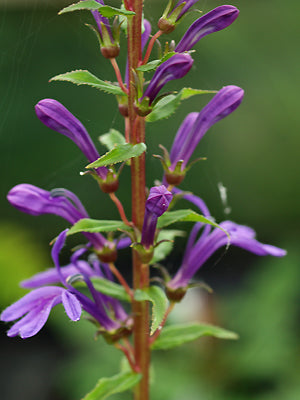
[7,184,107,249]
[0,286,81,338]
[169,85,244,169]
[175,5,239,52]
[141,53,194,105]
[168,219,287,290]
[35,99,107,179]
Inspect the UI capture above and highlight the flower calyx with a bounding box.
[95,242,118,263]
[132,242,154,264]
[158,0,186,34]
[99,324,132,344]
[166,285,187,302]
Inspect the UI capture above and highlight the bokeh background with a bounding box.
[0,0,299,399]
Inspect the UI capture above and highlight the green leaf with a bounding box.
[157,209,220,231]
[136,53,176,73]
[151,229,185,264]
[67,218,130,235]
[86,143,146,168]
[134,286,168,335]
[152,322,239,350]
[50,70,125,96]
[99,129,126,152]
[59,1,135,17]
[136,59,161,72]
[90,277,131,302]
[146,88,217,122]
[82,371,142,400]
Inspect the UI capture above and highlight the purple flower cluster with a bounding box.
[1,230,129,338]
[166,192,286,298]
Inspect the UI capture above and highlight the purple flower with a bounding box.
[7,184,107,250]
[1,286,81,338]
[1,230,129,338]
[175,5,239,53]
[166,86,244,179]
[141,185,172,249]
[90,0,120,58]
[141,53,193,106]
[35,99,107,180]
[167,197,286,292]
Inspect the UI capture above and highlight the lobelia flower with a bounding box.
[35,99,108,181]
[158,0,199,33]
[166,195,287,299]
[175,5,239,53]
[164,86,244,185]
[139,186,172,262]
[1,230,129,338]
[90,0,120,58]
[138,53,193,114]
[7,184,112,253]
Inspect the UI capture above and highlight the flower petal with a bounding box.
[1,286,63,322]
[61,291,81,321]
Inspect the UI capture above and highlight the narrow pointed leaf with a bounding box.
[136,53,176,73]
[50,70,125,96]
[82,371,142,400]
[86,143,146,168]
[91,277,131,302]
[151,229,185,264]
[99,129,126,151]
[134,286,168,335]
[67,218,130,235]
[59,1,135,17]
[146,88,217,122]
[152,322,239,350]
[157,209,219,230]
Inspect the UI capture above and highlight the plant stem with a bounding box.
[127,2,150,399]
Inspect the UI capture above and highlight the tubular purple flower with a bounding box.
[35,99,107,180]
[90,0,120,58]
[169,86,244,171]
[141,53,194,105]
[175,5,239,53]
[90,0,113,42]
[168,220,287,291]
[7,184,107,249]
[141,185,172,249]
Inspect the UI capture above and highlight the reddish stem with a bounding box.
[115,343,140,373]
[109,192,132,227]
[110,58,128,95]
[127,2,150,399]
[142,30,163,65]
[125,117,130,143]
[108,262,133,300]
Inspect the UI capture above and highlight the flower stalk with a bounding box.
[127,1,151,399]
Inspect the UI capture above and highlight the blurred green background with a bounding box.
[0,0,299,399]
